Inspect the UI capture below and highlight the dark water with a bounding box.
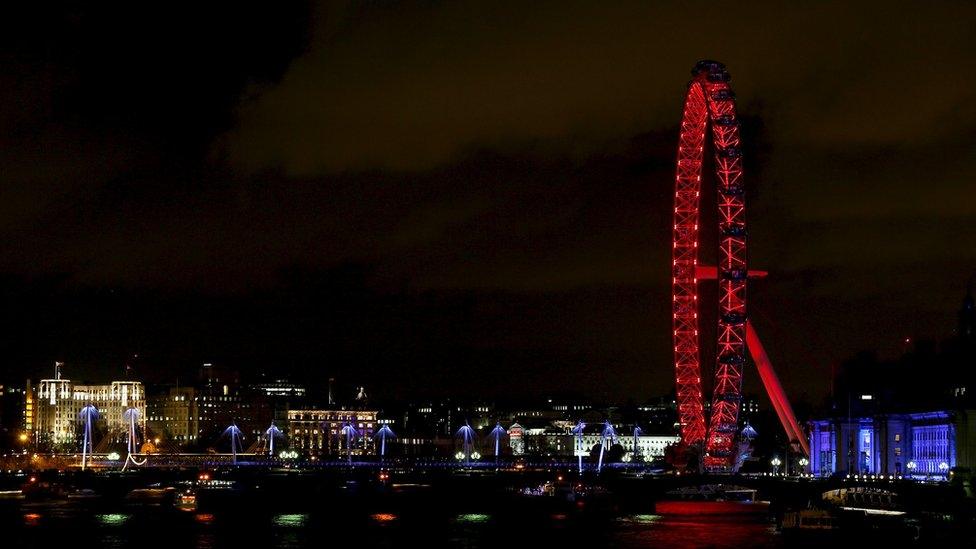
[2,502,783,548]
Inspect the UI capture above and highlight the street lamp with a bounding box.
[798,457,809,475]
[906,461,917,476]
[770,456,782,475]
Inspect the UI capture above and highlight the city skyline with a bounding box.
[2,5,975,545]
[2,3,976,404]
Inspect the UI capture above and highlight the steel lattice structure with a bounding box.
[671,61,810,470]
[671,60,748,469]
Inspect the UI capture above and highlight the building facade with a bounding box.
[0,382,31,449]
[809,409,974,479]
[287,408,377,456]
[146,386,200,445]
[531,431,679,459]
[32,375,145,446]
[510,422,679,460]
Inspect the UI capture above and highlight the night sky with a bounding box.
[2,2,975,404]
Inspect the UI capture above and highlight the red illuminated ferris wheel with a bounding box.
[671,61,808,470]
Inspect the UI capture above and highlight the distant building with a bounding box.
[508,423,525,455]
[519,422,678,460]
[0,382,30,448]
[249,377,307,425]
[146,386,199,445]
[809,409,975,479]
[739,396,760,418]
[287,408,377,456]
[508,397,595,426]
[404,400,495,438]
[193,364,272,444]
[251,378,306,399]
[30,365,145,447]
[636,397,678,433]
[809,288,976,480]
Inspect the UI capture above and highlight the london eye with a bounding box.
[671,61,808,470]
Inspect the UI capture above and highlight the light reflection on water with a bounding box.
[618,513,662,524]
[7,505,784,549]
[96,513,129,526]
[456,513,491,524]
[272,513,308,527]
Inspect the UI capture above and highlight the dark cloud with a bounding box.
[225,1,976,172]
[1,2,974,403]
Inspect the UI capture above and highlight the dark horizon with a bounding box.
[3,3,976,405]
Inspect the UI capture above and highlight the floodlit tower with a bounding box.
[456,423,476,464]
[79,404,98,470]
[223,422,243,464]
[597,421,616,473]
[375,424,395,459]
[266,422,283,457]
[340,423,359,465]
[571,421,586,474]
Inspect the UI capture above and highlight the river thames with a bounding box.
[4,502,784,549]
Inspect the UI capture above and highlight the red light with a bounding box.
[671,63,747,468]
[670,62,807,470]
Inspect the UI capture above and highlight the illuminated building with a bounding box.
[146,386,200,444]
[518,422,679,459]
[144,367,287,449]
[250,378,306,399]
[403,400,495,437]
[287,408,377,455]
[809,288,976,479]
[191,363,272,443]
[24,381,33,437]
[249,377,306,426]
[809,410,972,479]
[31,364,145,446]
[508,423,524,455]
[636,397,678,433]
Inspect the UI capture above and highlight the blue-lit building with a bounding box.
[809,289,976,480]
[809,409,974,479]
